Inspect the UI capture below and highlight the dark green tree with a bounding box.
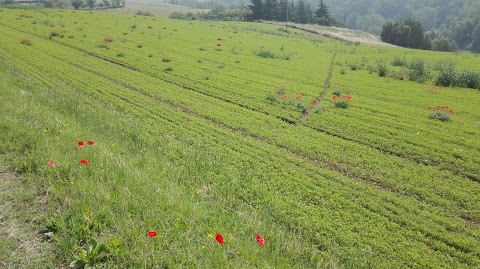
[469,23,480,53]
[71,0,83,9]
[278,0,289,22]
[248,0,264,20]
[264,0,279,21]
[296,0,308,24]
[315,0,335,26]
[86,0,95,9]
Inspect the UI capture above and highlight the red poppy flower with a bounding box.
[147,231,157,237]
[87,140,94,146]
[77,141,84,147]
[256,234,265,245]
[48,161,56,167]
[80,159,89,165]
[215,233,224,244]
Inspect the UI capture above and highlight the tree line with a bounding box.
[249,0,335,26]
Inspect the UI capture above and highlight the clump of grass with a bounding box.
[332,95,352,109]
[103,36,113,42]
[50,29,66,38]
[408,58,429,83]
[20,37,32,46]
[255,47,276,58]
[377,60,389,77]
[428,106,454,122]
[391,56,407,67]
[162,57,171,63]
[349,62,360,71]
[137,44,143,48]
[436,65,458,87]
[457,71,480,89]
[164,66,173,72]
[116,51,125,57]
[199,47,207,51]
[340,68,346,75]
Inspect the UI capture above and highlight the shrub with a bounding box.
[332,89,341,96]
[164,66,173,72]
[390,70,408,80]
[428,106,454,122]
[97,41,109,49]
[457,71,480,89]
[377,60,389,77]
[255,48,276,58]
[162,57,171,62]
[137,44,143,48]
[332,95,352,109]
[103,36,113,42]
[391,56,407,67]
[436,65,458,87]
[20,37,32,46]
[408,58,429,83]
[340,68,346,75]
[349,62,360,71]
[50,29,65,38]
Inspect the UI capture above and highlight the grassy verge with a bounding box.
[0,59,325,268]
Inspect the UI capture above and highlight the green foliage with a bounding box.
[408,58,429,82]
[436,65,458,87]
[377,60,388,77]
[20,37,32,46]
[136,10,153,16]
[381,19,426,49]
[429,109,451,122]
[432,37,457,52]
[457,70,480,89]
[161,56,171,62]
[254,47,276,58]
[391,56,407,67]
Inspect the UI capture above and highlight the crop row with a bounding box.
[3,23,479,225]
[4,10,334,120]
[1,41,478,267]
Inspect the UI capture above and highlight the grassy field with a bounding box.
[102,2,209,17]
[0,7,479,268]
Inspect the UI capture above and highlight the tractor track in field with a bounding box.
[300,45,337,123]
[1,24,479,185]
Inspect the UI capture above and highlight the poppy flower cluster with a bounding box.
[48,140,95,168]
[428,106,454,115]
[332,94,352,101]
[423,85,443,92]
[147,231,266,246]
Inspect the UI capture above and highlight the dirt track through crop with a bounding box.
[300,45,337,122]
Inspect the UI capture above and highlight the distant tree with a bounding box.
[469,23,480,53]
[248,0,264,20]
[453,19,476,50]
[296,0,308,24]
[315,0,335,26]
[86,0,95,9]
[423,33,432,50]
[101,0,110,7]
[71,0,83,9]
[381,18,425,49]
[43,0,54,7]
[432,37,458,52]
[380,21,395,44]
[264,0,279,21]
[278,0,288,22]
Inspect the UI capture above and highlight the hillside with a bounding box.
[0,8,479,268]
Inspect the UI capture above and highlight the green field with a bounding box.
[0,7,479,268]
